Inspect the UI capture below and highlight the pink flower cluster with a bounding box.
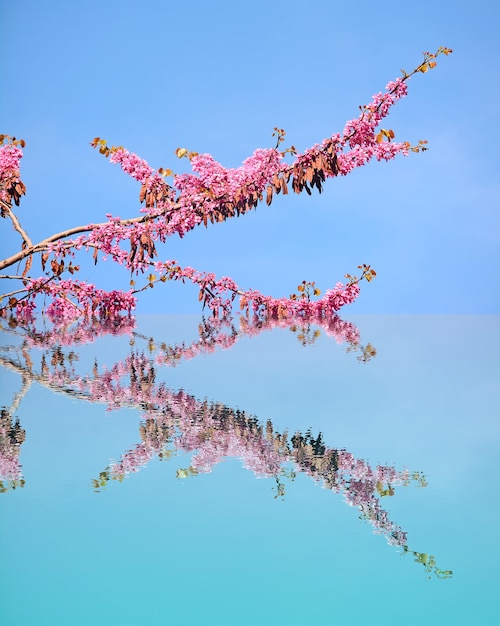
[243,282,361,319]
[0,144,22,178]
[15,277,136,322]
[0,144,23,201]
[333,78,411,175]
[109,148,155,184]
[174,148,283,210]
[151,259,362,320]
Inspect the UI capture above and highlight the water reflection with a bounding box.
[0,313,451,579]
[0,408,25,492]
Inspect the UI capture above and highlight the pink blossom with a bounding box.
[0,144,23,201]
[109,148,155,183]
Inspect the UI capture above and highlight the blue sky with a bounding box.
[1,0,499,314]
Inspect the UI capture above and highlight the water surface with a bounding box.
[1,314,498,626]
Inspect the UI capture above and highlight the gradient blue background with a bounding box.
[1,0,499,314]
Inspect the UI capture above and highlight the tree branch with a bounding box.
[0,206,181,272]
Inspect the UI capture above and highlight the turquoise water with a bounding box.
[1,315,499,626]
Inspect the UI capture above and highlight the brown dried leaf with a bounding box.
[22,255,32,278]
[266,186,273,206]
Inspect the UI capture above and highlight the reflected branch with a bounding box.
[0,408,25,493]
[0,313,451,578]
[92,388,450,579]
[0,310,372,488]
[0,307,375,362]
[0,363,30,492]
